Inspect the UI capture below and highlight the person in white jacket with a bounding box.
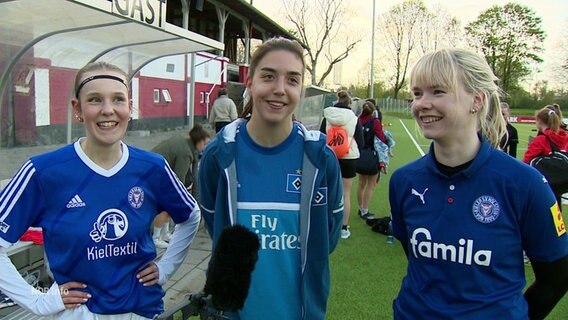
[320,90,364,239]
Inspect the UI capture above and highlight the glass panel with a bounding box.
[0,0,222,181]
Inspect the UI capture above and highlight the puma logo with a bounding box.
[411,188,428,204]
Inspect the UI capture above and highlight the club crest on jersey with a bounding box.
[128,186,144,209]
[89,209,129,243]
[472,195,500,223]
[312,187,327,206]
[0,221,10,233]
[286,174,302,193]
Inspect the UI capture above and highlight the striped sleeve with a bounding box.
[159,159,198,224]
[0,160,43,245]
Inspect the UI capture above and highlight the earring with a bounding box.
[470,108,478,114]
[75,114,83,122]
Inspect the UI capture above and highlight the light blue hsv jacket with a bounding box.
[198,119,344,319]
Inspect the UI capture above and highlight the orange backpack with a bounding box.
[326,125,350,158]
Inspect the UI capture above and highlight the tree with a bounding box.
[555,22,568,88]
[283,0,360,87]
[375,0,460,99]
[376,0,427,99]
[416,5,462,55]
[465,3,545,95]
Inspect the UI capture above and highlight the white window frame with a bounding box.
[161,89,172,103]
[153,89,160,103]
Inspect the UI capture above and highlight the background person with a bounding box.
[389,48,568,319]
[523,105,568,209]
[498,102,519,157]
[209,88,238,133]
[0,62,201,320]
[151,124,210,248]
[320,90,363,239]
[356,100,387,221]
[199,37,343,320]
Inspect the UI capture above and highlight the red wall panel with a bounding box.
[138,77,185,118]
[49,68,76,125]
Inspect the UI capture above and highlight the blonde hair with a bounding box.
[536,105,562,132]
[409,48,506,147]
[240,37,305,118]
[336,90,351,106]
[74,61,129,97]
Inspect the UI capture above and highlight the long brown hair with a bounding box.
[240,38,305,118]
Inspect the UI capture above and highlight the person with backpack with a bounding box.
[523,105,568,210]
[356,101,387,221]
[320,90,364,239]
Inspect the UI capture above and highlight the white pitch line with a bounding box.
[399,119,425,156]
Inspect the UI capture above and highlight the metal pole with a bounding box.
[370,0,376,99]
[189,53,196,128]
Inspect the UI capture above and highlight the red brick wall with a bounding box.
[138,77,186,118]
[194,83,220,117]
[49,68,76,125]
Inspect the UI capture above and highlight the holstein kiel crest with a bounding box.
[128,186,144,209]
[472,195,500,223]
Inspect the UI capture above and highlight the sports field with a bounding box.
[326,115,568,319]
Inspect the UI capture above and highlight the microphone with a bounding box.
[204,224,260,312]
[157,224,260,320]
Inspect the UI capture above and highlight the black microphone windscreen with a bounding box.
[204,224,260,312]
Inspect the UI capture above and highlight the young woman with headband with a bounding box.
[0,61,201,319]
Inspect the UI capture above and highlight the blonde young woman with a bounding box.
[0,62,201,319]
[389,49,568,319]
[199,38,343,319]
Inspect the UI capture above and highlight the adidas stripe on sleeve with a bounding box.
[0,160,44,245]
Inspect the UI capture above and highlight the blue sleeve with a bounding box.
[520,171,568,262]
[197,141,220,237]
[389,169,408,246]
[157,158,197,224]
[0,161,45,244]
[325,146,343,253]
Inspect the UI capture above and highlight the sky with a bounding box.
[252,0,568,89]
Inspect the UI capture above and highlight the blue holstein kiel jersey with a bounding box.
[0,141,197,318]
[389,139,568,319]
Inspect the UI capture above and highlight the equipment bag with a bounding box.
[529,135,568,195]
[326,125,350,158]
[356,120,379,175]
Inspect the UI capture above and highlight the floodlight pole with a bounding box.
[370,0,376,99]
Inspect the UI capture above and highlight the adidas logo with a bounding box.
[66,194,86,208]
